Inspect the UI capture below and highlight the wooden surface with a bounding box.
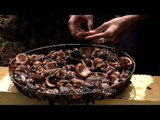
[1,66,160,105]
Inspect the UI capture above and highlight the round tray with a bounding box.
[9,44,136,105]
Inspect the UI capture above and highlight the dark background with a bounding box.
[0,14,115,65]
[0,1,159,75]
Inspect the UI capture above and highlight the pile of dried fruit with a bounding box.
[9,46,134,104]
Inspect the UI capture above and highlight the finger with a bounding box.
[90,38,106,45]
[85,15,94,30]
[69,23,79,35]
[87,19,93,30]
[90,37,117,45]
[93,22,109,33]
[85,32,106,40]
[96,38,106,45]
[85,30,96,36]
[68,15,83,35]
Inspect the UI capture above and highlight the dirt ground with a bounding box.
[0,37,27,66]
[0,15,114,66]
[0,15,72,66]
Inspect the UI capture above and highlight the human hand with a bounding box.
[85,15,143,45]
[68,15,94,40]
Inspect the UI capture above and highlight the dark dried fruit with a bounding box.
[45,76,57,88]
[16,53,29,64]
[76,63,92,78]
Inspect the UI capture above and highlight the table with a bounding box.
[1,67,160,105]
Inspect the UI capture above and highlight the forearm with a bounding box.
[116,15,149,25]
[110,15,150,32]
[122,15,149,22]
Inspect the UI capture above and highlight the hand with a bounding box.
[68,15,94,39]
[85,15,144,45]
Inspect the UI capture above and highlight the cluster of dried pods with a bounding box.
[9,47,133,98]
